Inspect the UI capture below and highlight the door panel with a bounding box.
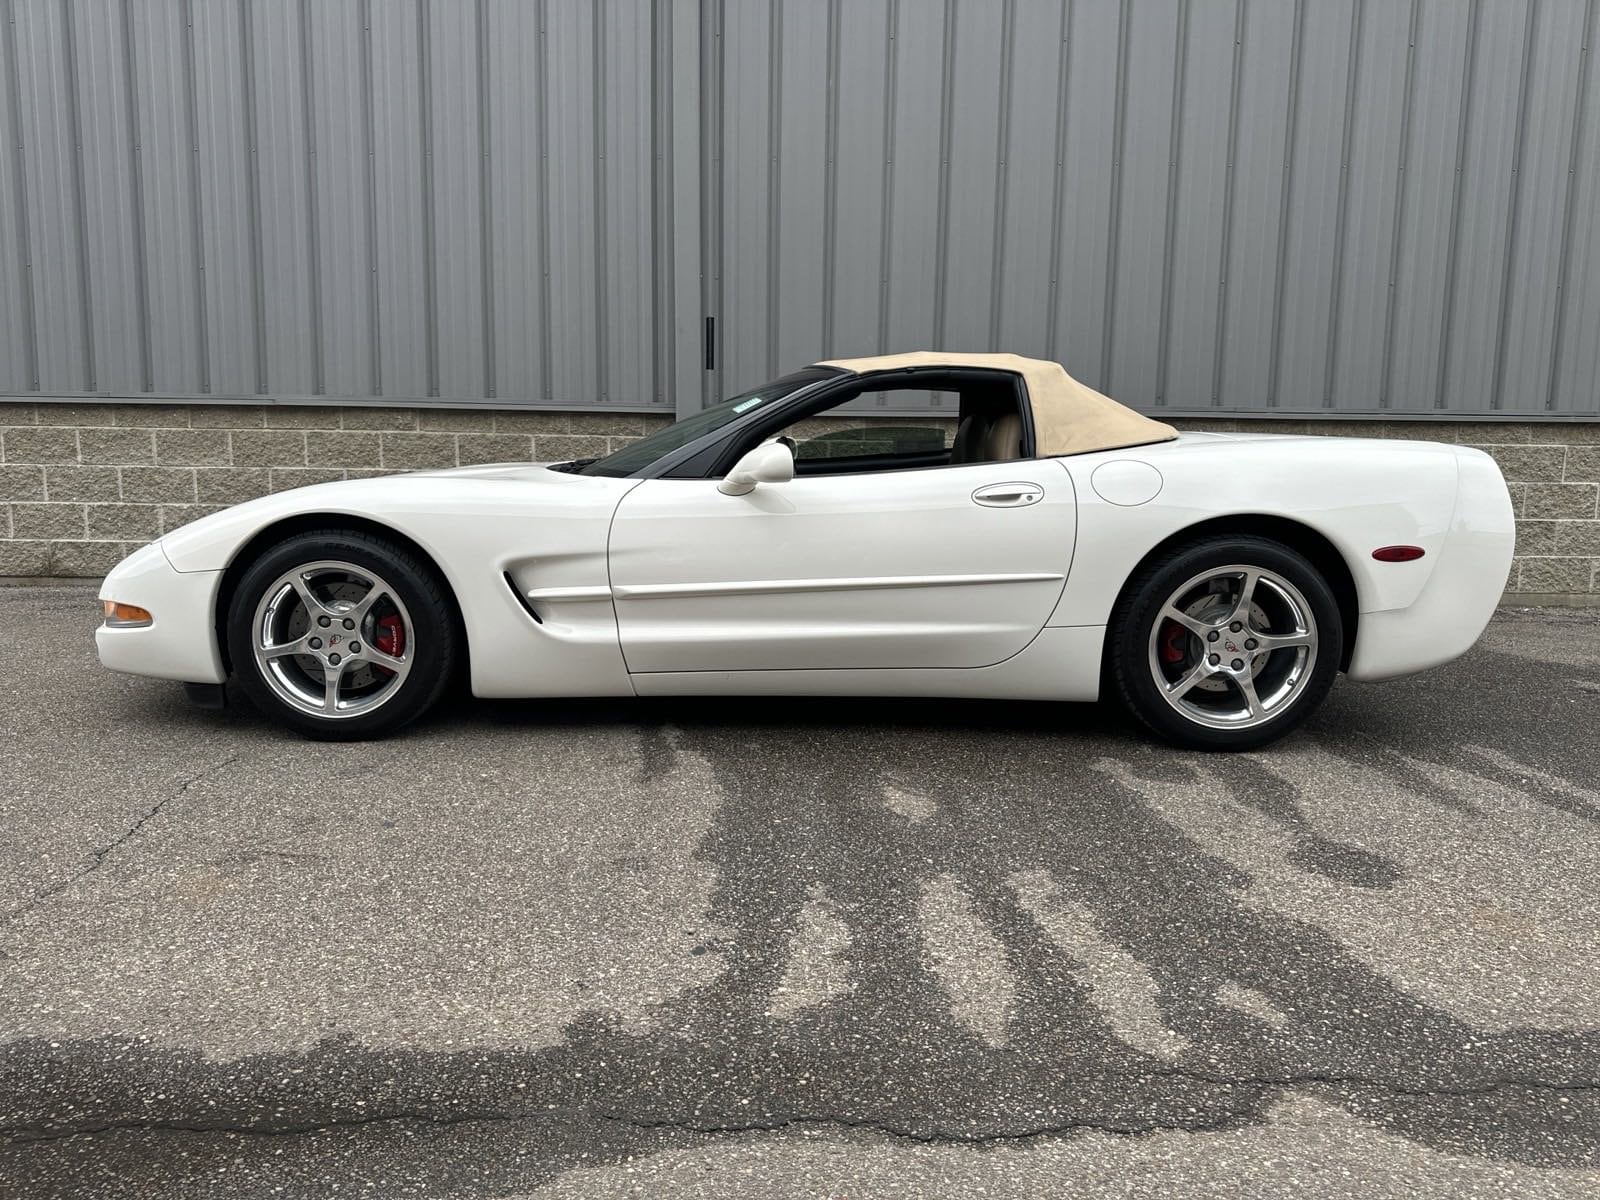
[608,460,1077,673]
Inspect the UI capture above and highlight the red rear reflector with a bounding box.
[1372,545,1426,563]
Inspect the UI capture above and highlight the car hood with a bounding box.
[406,461,580,482]
[158,461,638,573]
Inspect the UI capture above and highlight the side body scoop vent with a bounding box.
[503,572,543,624]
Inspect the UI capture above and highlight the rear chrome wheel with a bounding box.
[252,560,415,720]
[1109,536,1343,751]
[1147,565,1319,731]
[227,530,459,740]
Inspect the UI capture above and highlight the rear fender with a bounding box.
[1048,437,1461,630]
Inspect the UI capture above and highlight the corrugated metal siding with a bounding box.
[709,0,1600,418]
[0,0,681,410]
[1,0,1597,418]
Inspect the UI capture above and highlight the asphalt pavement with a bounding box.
[1,585,1598,1198]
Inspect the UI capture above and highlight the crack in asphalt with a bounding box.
[599,1109,1259,1144]
[6,1074,1598,1150]
[3,755,241,925]
[2,1109,522,1147]
[1135,1066,1600,1099]
[601,1074,1600,1143]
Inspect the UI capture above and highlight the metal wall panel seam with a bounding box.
[475,0,494,397]
[931,0,956,349]
[1208,0,1247,407]
[416,0,438,397]
[764,0,782,378]
[536,0,553,401]
[358,0,381,395]
[591,0,608,401]
[651,0,667,402]
[1434,0,1480,411]
[1545,0,1597,413]
[667,0,701,415]
[1322,0,1365,407]
[296,0,323,394]
[1152,0,1190,407]
[820,0,839,353]
[178,0,208,391]
[1098,0,1132,393]
[1265,0,1305,409]
[987,0,1016,352]
[875,0,899,363]
[3,0,39,390]
[60,0,95,390]
[1489,0,1540,413]
[1377,0,1421,410]
[237,0,267,393]
[118,0,153,391]
[1042,0,1072,363]
[698,0,723,406]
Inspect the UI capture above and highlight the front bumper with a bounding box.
[95,541,227,684]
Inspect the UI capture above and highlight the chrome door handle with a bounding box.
[972,482,1044,508]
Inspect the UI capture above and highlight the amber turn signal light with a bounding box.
[1371,545,1426,563]
[102,600,153,627]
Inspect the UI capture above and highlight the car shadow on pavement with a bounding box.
[3,646,1599,1196]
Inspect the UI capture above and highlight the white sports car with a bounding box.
[96,352,1515,750]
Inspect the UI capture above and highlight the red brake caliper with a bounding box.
[1159,620,1189,665]
[373,614,406,676]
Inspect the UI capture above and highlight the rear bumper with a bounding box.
[95,541,227,684]
[1347,448,1515,682]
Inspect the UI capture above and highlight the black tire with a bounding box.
[226,528,460,740]
[1107,535,1343,751]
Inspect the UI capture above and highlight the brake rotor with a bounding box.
[1159,594,1272,693]
[289,581,382,689]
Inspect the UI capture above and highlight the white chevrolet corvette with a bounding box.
[96,352,1515,750]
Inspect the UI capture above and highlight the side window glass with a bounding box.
[782,389,958,468]
[727,376,1024,478]
[791,421,954,462]
[835,386,961,419]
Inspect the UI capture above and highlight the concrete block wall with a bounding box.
[0,402,657,579]
[1,400,1597,600]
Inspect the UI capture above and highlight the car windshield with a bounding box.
[577,368,834,477]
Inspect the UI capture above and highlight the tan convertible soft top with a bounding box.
[817,351,1178,458]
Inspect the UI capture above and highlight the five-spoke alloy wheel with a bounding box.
[251,560,415,719]
[227,530,459,739]
[1109,536,1343,750]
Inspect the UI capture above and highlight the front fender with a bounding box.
[97,541,226,684]
[154,467,642,698]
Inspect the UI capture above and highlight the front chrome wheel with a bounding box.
[251,560,415,720]
[1146,564,1318,731]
